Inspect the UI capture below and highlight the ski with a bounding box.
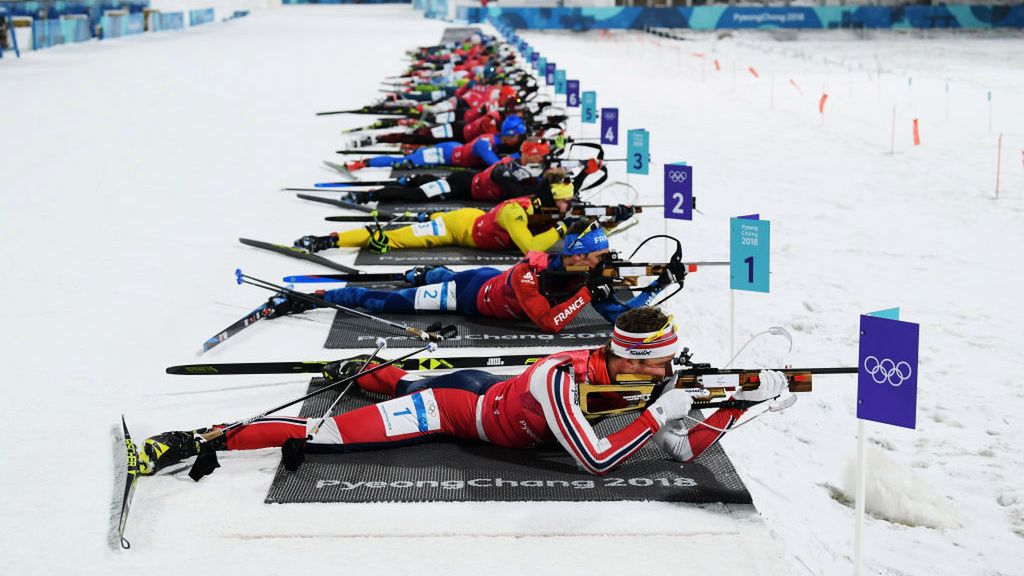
[334,148,406,155]
[282,272,406,284]
[324,214,421,223]
[322,160,359,181]
[116,416,140,549]
[295,194,393,217]
[313,180,398,188]
[201,299,276,353]
[238,238,361,275]
[166,354,546,376]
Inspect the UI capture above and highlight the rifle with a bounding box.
[579,347,857,418]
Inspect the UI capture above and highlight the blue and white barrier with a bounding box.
[189,8,215,27]
[101,13,145,39]
[151,11,185,32]
[458,5,1024,30]
[31,18,92,50]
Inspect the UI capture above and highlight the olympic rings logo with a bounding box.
[863,355,913,387]
[668,170,688,183]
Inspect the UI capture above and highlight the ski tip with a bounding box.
[235,268,244,285]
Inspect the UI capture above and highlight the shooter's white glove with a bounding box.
[646,389,694,428]
[653,419,694,462]
[731,369,789,403]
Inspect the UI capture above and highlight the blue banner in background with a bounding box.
[857,314,919,429]
[566,80,580,108]
[730,217,770,293]
[626,128,649,175]
[600,107,618,145]
[457,5,1024,30]
[581,91,597,124]
[664,164,692,221]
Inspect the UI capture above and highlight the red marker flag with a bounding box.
[748,66,760,78]
[913,118,921,146]
[714,59,721,71]
[789,79,803,95]
[819,93,829,114]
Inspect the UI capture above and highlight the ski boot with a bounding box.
[340,191,372,205]
[322,354,373,382]
[294,232,338,254]
[403,265,452,286]
[138,429,224,476]
[266,291,323,319]
[343,134,376,150]
[345,160,367,172]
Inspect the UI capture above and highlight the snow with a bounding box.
[2,5,1023,575]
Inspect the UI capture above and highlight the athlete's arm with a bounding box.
[471,137,502,166]
[527,356,661,476]
[508,264,590,333]
[497,203,564,254]
[590,279,665,324]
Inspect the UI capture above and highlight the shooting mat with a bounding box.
[265,378,752,504]
[354,246,524,266]
[325,305,612,349]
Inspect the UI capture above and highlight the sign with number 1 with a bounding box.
[600,107,618,145]
[664,163,692,221]
[566,80,579,107]
[626,129,649,175]
[730,216,770,292]
[582,91,596,124]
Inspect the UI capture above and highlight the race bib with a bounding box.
[430,124,454,139]
[375,389,441,437]
[434,111,455,124]
[421,147,445,164]
[418,179,452,198]
[414,280,457,311]
[410,218,448,237]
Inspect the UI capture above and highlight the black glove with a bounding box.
[611,204,635,222]
[294,233,338,254]
[655,260,688,288]
[586,274,614,301]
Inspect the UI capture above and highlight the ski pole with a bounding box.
[235,269,458,342]
[307,337,387,439]
[187,342,437,481]
[210,342,433,438]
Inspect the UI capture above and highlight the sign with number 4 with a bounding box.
[730,216,770,293]
[600,108,618,145]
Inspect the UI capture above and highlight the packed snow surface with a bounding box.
[1,6,1022,575]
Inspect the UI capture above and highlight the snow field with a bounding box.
[2,6,1023,575]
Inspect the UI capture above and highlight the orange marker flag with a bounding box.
[819,93,829,114]
[714,59,721,71]
[748,66,760,78]
[913,118,921,146]
[789,79,803,95]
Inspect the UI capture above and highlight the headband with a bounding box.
[562,226,609,256]
[610,316,679,359]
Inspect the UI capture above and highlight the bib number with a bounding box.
[414,281,457,311]
[418,179,452,199]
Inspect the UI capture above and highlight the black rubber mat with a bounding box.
[354,246,524,266]
[325,305,612,349]
[441,27,482,44]
[265,379,752,504]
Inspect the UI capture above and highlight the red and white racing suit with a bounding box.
[220,348,745,476]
